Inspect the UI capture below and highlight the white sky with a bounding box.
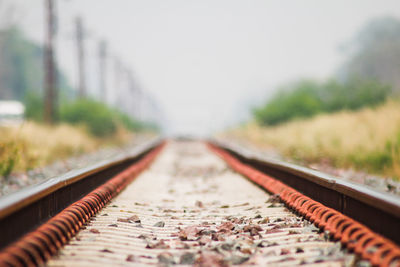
[14,0,400,135]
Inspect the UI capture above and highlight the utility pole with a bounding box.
[44,0,57,123]
[126,69,139,119]
[113,57,120,106]
[98,40,107,102]
[136,88,142,121]
[114,57,123,107]
[75,16,86,98]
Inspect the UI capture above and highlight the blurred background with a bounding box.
[1,1,400,187]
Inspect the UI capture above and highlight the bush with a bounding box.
[321,78,390,112]
[24,92,44,122]
[113,111,143,132]
[60,99,146,137]
[60,100,117,137]
[254,78,390,126]
[254,80,322,125]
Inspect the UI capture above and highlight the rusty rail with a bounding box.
[209,140,400,244]
[1,138,399,266]
[0,138,163,250]
[208,140,400,266]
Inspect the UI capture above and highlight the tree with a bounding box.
[0,0,19,30]
[0,0,18,98]
[340,17,400,93]
[0,26,73,121]
[0,27,43,100]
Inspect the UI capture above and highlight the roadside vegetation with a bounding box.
[0,99,155,177]
[229,100,400,179]
[0,25,157,178]
[253,78,390,126]
[25,96,149,138]
[230,17,400,180]
[0,122,97,177]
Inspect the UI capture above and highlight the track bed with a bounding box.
[47,141,354,266]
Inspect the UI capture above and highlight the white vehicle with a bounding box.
[0,100,25,126]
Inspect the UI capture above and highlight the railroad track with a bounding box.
[0,139,399,266]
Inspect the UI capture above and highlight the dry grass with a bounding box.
[223,100,400,179]
[0,121,154,178]
[0,121,100,176]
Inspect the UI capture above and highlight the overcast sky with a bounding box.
[15,0,400,135]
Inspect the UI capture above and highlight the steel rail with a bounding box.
[209,139,400,245]
[208,140,400,266]
[0,137,163,250]
[46,141,361,267]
